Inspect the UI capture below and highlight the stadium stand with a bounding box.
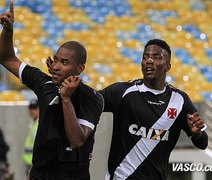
[0,0,211,102]
[0,1,211,180]
[0,0,211,132]
[0,90,25,101]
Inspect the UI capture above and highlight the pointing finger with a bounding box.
[10,0,14,15]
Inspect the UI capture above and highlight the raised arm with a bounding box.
[0,0,22,77]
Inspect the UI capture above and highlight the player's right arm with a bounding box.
[0,0,22,77]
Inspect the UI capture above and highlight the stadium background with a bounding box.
[0,0,211,179]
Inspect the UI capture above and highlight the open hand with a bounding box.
[46,56,54,75]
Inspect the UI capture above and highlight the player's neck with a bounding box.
[143,80,166,91]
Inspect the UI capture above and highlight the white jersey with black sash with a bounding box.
[100,79,208,180]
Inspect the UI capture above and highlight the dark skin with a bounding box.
[141,44,206,138]
[141,45,171,90]
[0,0,92,149]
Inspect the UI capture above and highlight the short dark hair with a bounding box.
[29,99,38,109]
[61,41,87,65]
[144,39,171,61]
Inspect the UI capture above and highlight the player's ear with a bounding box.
[165,63,171,72]
[77,64,85,74]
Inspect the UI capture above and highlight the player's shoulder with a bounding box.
[23,64,52,87]
[79,81,95,93]
[79,82,104,107]
[166,83,189,98]
[107,79,143,90]
[79,81,102,97]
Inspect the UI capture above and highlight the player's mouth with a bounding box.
[146,67,154,74]
[52,73,61,79]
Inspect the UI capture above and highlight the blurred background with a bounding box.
[0,0,211,179]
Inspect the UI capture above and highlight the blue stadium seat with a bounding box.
[201,92,212,101]
[69,0,133,23]
[93,63,112,75]
[204,72,212,82]
[120,47,142,64]
[173,48,197,65]
[190,1,205,11]
[205,48,212,59]
[183,24,207,41]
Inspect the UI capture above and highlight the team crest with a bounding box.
[167,108,177,119]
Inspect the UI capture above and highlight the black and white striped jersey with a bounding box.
[100,79,208,180]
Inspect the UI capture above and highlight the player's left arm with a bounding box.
[61,75,92,149]
[187,112,208,149]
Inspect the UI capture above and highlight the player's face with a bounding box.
[51,47,83,86]
[141,45,170,82]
